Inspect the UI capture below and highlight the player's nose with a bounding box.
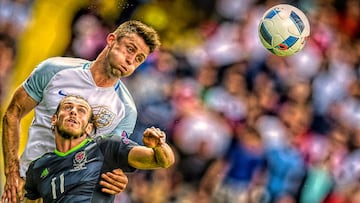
[69,107,78,115]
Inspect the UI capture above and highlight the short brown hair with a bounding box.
[114,20,161,53]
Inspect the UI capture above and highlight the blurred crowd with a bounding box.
[1,0,360,202]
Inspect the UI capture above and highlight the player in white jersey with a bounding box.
[2,20,161,203]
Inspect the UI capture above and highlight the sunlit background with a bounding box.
[1,0,360,202]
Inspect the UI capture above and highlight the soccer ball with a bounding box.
[258,4,310,56]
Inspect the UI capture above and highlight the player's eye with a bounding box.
[78,107,87,115]
[63,105,72,111]
[127,46,135,54]
[135,55,144,63]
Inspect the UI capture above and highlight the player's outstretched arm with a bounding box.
[2,86,38,203]
[128,127,175,169]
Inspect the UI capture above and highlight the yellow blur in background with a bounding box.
[0,0,122,190]
[0,0,206,193]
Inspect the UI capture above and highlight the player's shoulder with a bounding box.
[95,132,137,147]
[30,57,91,77]
[39,57,90,69]
[29,152,55,169]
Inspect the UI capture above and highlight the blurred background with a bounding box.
[0,0,360,202]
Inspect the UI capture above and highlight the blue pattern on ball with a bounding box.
[290,11,305,33]
[276,36,299,50]
[259,22,272,45]
[264,8,280,19]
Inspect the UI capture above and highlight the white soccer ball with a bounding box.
[258,4,310,56]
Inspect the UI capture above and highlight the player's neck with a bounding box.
[90,60,118,87]
[55,135,87,153]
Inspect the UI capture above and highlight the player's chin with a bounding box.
[110,68,125,78]
[119,71,134,78]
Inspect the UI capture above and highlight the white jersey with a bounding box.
[20,57,137,177]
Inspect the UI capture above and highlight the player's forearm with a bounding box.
[2,108,21,175]
[153,143,175,168]
[2,86,38,176]
[128,144,175,169]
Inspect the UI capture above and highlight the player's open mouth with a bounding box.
[66,118,78,125]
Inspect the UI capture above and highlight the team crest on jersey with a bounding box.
[70,151,87,172]
[92,106,115,129]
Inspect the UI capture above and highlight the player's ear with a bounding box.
[51,114,58,126]
[106,33,116,44]
[85,122,93,135]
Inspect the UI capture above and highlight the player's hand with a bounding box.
[142,127,166,148]
[99,169,128,195]
[1,172,25,203]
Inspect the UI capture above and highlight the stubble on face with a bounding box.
[56,125,80,139]
[55,99,91,139]
[104,44,124,79]
[55,115,89,139]
[105,34,150,79]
